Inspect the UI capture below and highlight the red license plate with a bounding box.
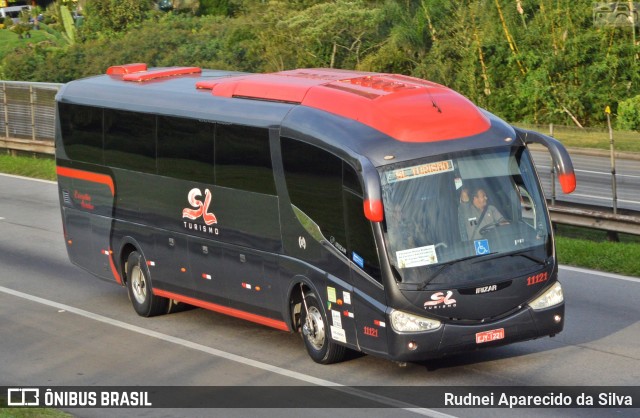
[475,328,505,344]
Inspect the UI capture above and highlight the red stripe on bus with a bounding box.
[153,289,290,332]
[108,253,122,285]
[56,167,115,196]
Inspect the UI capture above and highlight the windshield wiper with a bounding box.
[417,252,497,290]
[507,250,548,265]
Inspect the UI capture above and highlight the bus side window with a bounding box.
[104,109,156,174]
[215,124,276,195]
[343,184,382,283]
[58,103,103,165]
[157,116,214,183]
[281,138,347,253]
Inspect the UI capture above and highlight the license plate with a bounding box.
[475,328,505,344]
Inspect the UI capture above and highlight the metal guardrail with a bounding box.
[1,80,62,155]
[549,205,640,236]
[1,80,639,236]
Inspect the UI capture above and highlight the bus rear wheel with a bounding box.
[126,251,168,317]
[300,292,346,364]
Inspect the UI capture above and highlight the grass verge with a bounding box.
[554,225,640,277]
[0,407,72,418]
[0,396,72,418]
[0,153,56,181]
[0,153,638,277]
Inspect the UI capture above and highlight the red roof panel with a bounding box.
[206,69,491,142]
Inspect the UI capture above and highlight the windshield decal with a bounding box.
[396,245,438,268]
[385,159,454,184]
[474,239,491,255]
[352,251,365,269]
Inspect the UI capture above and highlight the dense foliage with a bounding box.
[1,0,638,127]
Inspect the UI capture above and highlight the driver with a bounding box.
[464,188,508,241]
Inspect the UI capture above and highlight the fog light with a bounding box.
[554,315,562,323]
[408,341,418,351]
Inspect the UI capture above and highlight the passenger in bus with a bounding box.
[463,187,508,241]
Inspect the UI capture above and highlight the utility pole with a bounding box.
[606,105,618,214]
[605,105,620,241]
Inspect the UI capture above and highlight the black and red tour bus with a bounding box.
[55,64,576,364]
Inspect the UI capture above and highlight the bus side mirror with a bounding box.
[360,159,385,222]
[516,128,576,194]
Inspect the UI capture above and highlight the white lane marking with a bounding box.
[0,285,456,418]
[559,265,640,283]
[0,172,57,184]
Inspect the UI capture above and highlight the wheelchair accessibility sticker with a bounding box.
[474,239,490,255]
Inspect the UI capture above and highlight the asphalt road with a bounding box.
[530,149,640,212]
[0,174,638,418]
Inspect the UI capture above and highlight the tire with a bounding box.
[126,251,168,317]
[300,292,346,364]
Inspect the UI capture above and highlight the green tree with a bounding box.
[79,0,153,40]
[617,95,640,131]
[258,0,386,71]
[198,0,235,16]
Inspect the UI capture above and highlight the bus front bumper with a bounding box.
[385,303,564,362]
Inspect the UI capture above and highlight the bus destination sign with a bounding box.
[386,160,454,183]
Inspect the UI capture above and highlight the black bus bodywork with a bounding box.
[55,64,576,364]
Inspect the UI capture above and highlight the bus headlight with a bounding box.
[390,310,441,333]
[529,281,563,311]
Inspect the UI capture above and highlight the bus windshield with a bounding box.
[380,145,551,287]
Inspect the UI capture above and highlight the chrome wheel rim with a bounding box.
[305,306,325,351]
[130,265,147,305]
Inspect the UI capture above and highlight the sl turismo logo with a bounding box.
[182,188,217,225]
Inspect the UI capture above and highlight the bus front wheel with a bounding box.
[126,251,168,317]
[300,292,346,364]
